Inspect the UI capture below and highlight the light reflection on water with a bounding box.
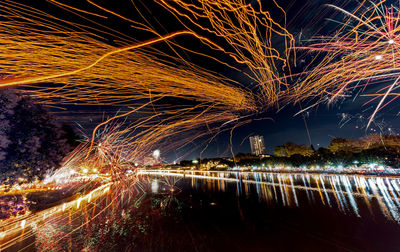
[4,171,400,251]
[140,170,400,223]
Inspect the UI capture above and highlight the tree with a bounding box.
[361,134,400,151]
[234,153,259,163]
[329,137,362,153]
[273,145,287,157]
[0,89,80,183]
[0,89,19,162]
[273,142,314,157]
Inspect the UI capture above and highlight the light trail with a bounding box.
[0,0,256,111]
[0,0,262,163]
[0,182,112,250]
[156,0,296,106]
[0,31,218,87]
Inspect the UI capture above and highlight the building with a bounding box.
[249,135,266,156]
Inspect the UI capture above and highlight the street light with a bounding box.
[153,149,160,159]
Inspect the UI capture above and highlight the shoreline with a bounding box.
[138,168,400,179]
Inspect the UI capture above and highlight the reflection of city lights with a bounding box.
[20,220,26,229]
[151,179,159,193]
[82,168,88,174]
[140,169,400,221]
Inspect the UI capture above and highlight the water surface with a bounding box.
[5,171,400,251]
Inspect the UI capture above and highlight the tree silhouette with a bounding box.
[0,89,80,183]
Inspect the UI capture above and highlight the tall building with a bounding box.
[249,135,266,156]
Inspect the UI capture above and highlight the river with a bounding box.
[3,171,400,251]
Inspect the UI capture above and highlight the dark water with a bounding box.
[5,172,400,251]
[138,172,400,252]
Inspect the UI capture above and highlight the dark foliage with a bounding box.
[0,89,80,183]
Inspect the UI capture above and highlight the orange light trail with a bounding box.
[0,30,220,88]
[156,0,296,107]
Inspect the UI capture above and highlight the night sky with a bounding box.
[13,0,400,161]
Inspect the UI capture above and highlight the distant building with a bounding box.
[249,135,266,156]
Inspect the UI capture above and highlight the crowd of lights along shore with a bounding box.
[2,0,400,250]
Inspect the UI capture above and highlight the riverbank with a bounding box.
[139,166,400,178]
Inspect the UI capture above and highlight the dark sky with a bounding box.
[12,0,400,162]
